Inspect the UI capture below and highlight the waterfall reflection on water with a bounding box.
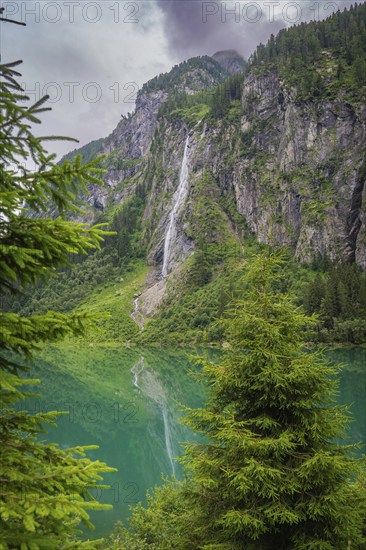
[131,356,177,476]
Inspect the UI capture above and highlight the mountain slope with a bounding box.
[18,6,366,344]
[69,8,366,271]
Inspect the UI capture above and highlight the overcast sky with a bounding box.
[1,0,361,159]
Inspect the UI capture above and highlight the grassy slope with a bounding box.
[70,260,149,345]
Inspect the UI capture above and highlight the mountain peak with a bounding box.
[212,50,246,74]
[140,55,228,96]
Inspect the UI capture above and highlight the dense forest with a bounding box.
[250,2,366,98]
[304,263,366,343]
[141,56,229,95]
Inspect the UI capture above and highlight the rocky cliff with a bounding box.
[66,52,366,276]
[134,68,366,273]
[73,56,229,213]
[236,70,366,266]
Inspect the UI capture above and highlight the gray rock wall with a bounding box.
[86,68,366,270]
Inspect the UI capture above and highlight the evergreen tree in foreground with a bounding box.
[181,253,366,548]
[114,253,366,549]
[0,39,116,548]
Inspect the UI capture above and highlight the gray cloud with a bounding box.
[1,1,176,158]
[155,0,277,58]
[156,0,362,60]
[1,0,363,160]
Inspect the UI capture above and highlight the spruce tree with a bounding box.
[303,274,325,315]
[109,253,366,549]
[179,252,366,549]
[0,32,116,548]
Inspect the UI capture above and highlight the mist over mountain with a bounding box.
[212,50,247,74]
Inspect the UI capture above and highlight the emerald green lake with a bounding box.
[24,346,366,539]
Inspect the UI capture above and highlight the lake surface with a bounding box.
[24,346,366,539]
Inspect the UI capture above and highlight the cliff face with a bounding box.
[104,90,167,159]
[236,71,366,266]
[84,90,166,211]
[74,58,366,273]
[139,70,366,272]
[81,56,228,213]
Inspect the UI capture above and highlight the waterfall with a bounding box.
[131,295,144,330]
[162,135,190,278]
[160,402,176,477]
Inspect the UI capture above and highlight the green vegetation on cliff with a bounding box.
[141,56,229,95]
[4,188,147,340]
[158,70,244,124]
[250,2,366,100]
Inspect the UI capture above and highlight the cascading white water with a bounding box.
[131,295,144,330]
[162,135,190,278]
[160,402,176,477]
